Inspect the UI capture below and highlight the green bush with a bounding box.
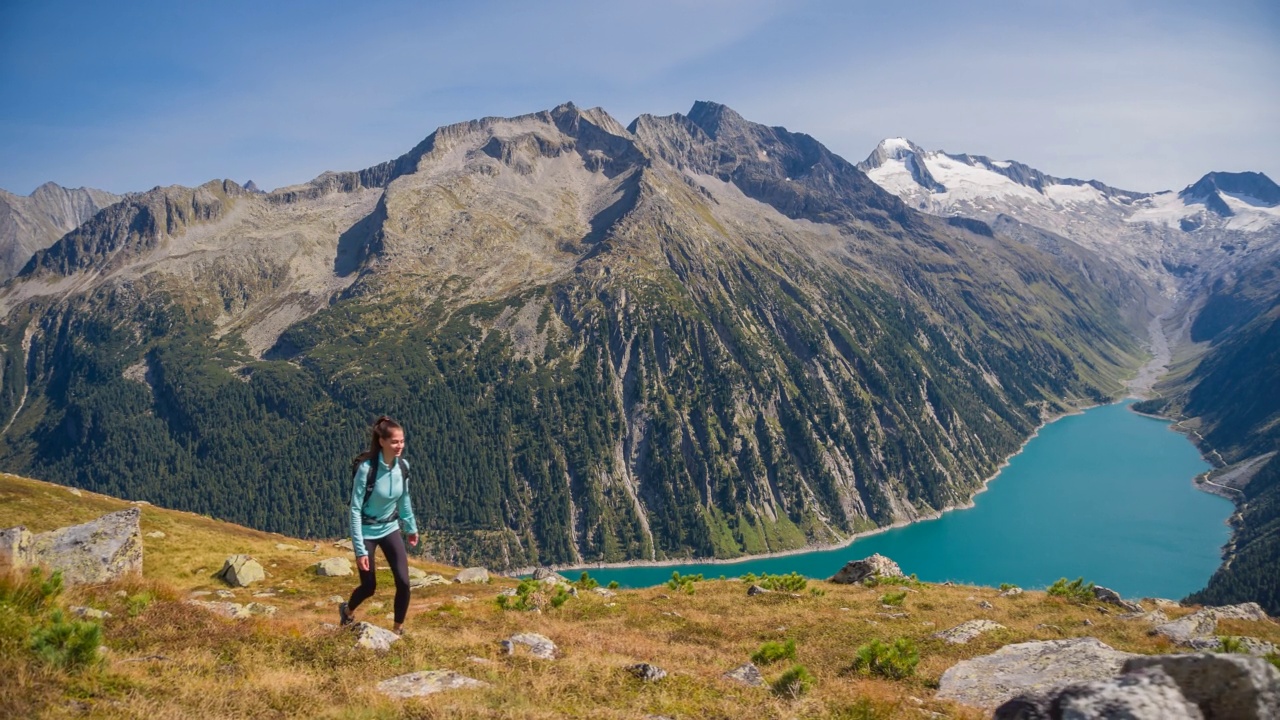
[1047,577,1096,603]
[29,609,102,671]
[607,580,619,590]
[125,591,153,617]
[851,638,919,679]
[549,586,571,609]
[496,578,541,611]
[1218,636,1247,653]
[771,664,814,698]
[760,572,808,592]
[998,583,1018,591]
[879,590,907,607]
[667,571,703,594]
[740,572,758,584]
[862,573,920,588]
[575,572,599,591]
[751,638,797,665]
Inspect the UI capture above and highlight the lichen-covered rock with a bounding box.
[352,622,400,651]
[507,632,558,659]
[1123,652,1280,719]
[724,662,764,687]
[5,509,144,585]
[245,602,277,617]
[1151,602,1271,647]
[410,573,448,589]
[218,554,264,587]
[454,567,490,584]
[994,667,1203,720]
[933,619,1005,645]
[627,663,667,682]
[936,638,1137,709]
[999,587,1023,597]
[71,606,111,620]
[315,557,353,577]
[828,554,904,584]
[377,670,489,698]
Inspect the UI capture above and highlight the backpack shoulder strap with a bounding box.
[363,459,379,507]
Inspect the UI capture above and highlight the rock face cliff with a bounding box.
[0,182,121,280]
[0,102,1144,568]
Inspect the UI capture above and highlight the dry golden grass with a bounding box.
[2,473,1277,719]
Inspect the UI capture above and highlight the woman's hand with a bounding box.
[358,555,370,573]
[407,533,419,548]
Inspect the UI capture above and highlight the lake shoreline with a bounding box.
[507,399,1104,578]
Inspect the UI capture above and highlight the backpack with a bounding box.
[359,456,409,525]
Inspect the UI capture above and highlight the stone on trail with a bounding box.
[932,619,1005,645]
[454,567,490,584]
[411,573,448,589]
[1,508,144,585]
[218,554,265,587]
[377,670,489,698]
[724,662,765,687]
[936,637,1138,709]
[352,622,400,651]
[315,557,353,577]
[994,667,1204,720]
[506,632,558,659]
[828,553,904,584]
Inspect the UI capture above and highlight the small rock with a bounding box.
[467,656,491,665]
[68,488,82,497]
[592,587,616,597]
[215,590,236,599]
[218,555,265,587]
[532,568,568,582]
[1093,585,1145,613]
[315,557,353,577]
[455,567,490,584]
[829,553,904,584]
[452,595,472,603]
[498,587,518,597]
[407,567,426,580]
[367,601,384,611]
[410,573,448,589]
[252,591,276,598]
[70,606,111,620]
[508,632,558,659]
[998,586,1023,597]
[332,539,354,551]
[245,602,277,617]
[326,595,344,604]
[747,584,770,596]
[186,600,250,619]
[1121,609,1170,624]
[352,622,399,651]
[978,600,994,609]
[933,619,1005,645]
[1083,619,1094,626]
[145,531,166,539]
[377,670,488,698]
[274,543,296,551]
[627,663,667,682]
[724,662,764,687]
[189,591,211,598]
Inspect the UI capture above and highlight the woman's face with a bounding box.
[380,428,405,458]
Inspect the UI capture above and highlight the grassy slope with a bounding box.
[3,473,1276,720]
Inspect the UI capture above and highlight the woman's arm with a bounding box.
[349,462,369,558]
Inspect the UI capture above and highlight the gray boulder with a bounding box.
[829,554,904,584]
[455,567,490,584]
[352,622,400,651]
[933,619,1005,645]
[1093,586,1144,613]
[1152,602,1272,647]
[377,670,489,698]
[2,509,143,585]
[507,632,558,659]
[936,638,1137,709]
[218,555,265,587]
[1123,652,1280,719]
[627,663,667,682]
[747,584,770,596]
[724,662,764,687]
[411,573,448,589]
[314,557,353,577]
[245,602,277,617]
[994,667,1204,720]
[532,568,569,583]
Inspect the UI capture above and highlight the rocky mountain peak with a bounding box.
[685,100,749,140]
[1180,172,1280,216]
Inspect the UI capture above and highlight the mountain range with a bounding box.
[0,102,1274,611]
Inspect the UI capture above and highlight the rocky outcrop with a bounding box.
[1151,602,1271,647]
[996,653,1280,719]
[829,554,904,585]
[1092,586,1144,613]
[0,182,121,280]
[455,567,490,584]
[936,638,1137,708]
[0,509,143,584]
[377,670,489,698]
[218,555,265,587]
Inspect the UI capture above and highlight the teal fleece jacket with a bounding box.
[349,455,418,558]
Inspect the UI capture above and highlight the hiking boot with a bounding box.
[393,626,404,637]
[338,601,353,626]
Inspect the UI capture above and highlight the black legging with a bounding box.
[347,532,411,624]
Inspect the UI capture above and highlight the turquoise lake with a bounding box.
[571,401,1233,599]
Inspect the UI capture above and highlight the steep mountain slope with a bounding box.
[0,103,1143,569]
[0,182,121,281]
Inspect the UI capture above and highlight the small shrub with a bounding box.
[29,609,102,671]
[549,586,571,609]
[999,583,1018,591]
[809,587,826,597]
[496,578,541,611]
[751,638,797,665]
[1218,636,1247,653]
[1047,577,1096,603]
[1,567,64,613]
[760,572,808,592]
[667,571,703,594]
[862,573,920,588]
[125,591,153,617]
[607,580,619,590]
[740,572,758,584]
[771,664,814,698]
[851,638,919,679]
[576,572,599,591]
[879,590,907,607]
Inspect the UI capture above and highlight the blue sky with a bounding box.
[1,0,1276,195]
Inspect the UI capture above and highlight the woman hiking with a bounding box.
[338,415,418,635]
